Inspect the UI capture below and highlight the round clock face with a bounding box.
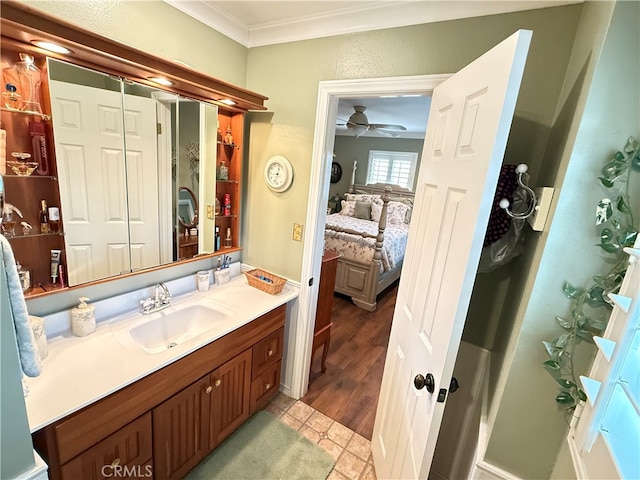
[330,162,342,183]
[264,155,293,192]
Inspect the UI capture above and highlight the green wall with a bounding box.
[244,6,581,282]
[1,261,36,478]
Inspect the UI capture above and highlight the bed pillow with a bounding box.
[345,193,383,206]
[354,201,372,220]
[339,200,356,216]
[371,201,412,224]
[388,202,411,224]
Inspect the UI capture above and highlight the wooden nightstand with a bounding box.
[310,250,340,375]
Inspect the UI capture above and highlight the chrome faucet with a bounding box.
[140,283,172,314]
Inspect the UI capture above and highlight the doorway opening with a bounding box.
[296,72,523,479]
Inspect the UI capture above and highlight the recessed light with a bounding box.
[219,99,236,106]
[31,40,72,54]
[149,77,173,86]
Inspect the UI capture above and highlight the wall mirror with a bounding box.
[178,187,198,228]
[46,58,217,286]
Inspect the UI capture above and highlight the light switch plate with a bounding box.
[292,223,303,241]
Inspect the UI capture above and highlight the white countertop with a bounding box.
[24,275,299,433]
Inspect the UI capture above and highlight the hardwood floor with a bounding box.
[302,284,397,441]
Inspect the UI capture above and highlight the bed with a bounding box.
[324,184,414,311]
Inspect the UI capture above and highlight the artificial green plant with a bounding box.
[543,136,639,415]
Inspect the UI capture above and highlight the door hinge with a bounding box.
[156,122,162,134]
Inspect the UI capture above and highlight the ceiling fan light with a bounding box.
[351,124,367,138]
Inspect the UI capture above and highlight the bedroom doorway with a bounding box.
[295,75,450,400]
[302,92,430,438]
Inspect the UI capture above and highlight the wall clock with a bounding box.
[264,155,293,192]
[330,162,342,183]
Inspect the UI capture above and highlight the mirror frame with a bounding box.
[1,1,267,298]
[178,187,198,229]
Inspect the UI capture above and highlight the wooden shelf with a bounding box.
[1,106,51,120]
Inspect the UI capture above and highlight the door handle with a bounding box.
[414,373,435,393]
[449,377,460,394]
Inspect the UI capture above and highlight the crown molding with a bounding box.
[164,1,581,48]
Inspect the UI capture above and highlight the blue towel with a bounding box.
[0,234,42,377]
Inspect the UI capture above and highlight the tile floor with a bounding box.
[265,392,377,480]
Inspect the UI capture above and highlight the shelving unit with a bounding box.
[1,46,64,294]
[215,110,244,252]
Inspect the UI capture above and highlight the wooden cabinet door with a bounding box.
[210,349,252,449]
[61,413,152,480]
[152,375,211,480]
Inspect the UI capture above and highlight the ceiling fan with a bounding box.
[337,105,407,138]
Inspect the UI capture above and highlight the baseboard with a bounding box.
[470,459,523,480]
[14,451,48,480]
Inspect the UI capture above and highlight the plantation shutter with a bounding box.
[366,150,417,189]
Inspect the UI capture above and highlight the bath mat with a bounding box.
[184,410,335,480]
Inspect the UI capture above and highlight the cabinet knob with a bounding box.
[267,349,274,357]
[205,386,212,394]
[265,383,271,390]
[110,458,121,468]
[215,379,222,387]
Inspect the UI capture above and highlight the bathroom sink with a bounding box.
[111,302,236,355]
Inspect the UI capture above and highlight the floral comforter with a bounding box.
[324,214,410,272]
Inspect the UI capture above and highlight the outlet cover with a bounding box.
[292,223,303,241]
[206,204,214,219]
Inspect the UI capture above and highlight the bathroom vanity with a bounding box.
[28,276,297,480]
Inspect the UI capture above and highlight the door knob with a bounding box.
[414,373,435,393]
[449,377,460,394]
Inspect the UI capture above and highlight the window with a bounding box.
[569,242,639,479]
[366,150,418,190]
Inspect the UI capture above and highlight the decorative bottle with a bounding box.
[15,53,42,113]
[48,206,60,233]
[30,121,49,176]
[217,160,229,180]
[39,200,50,234]
[214,226,221,251]
[224,228,232,248]
[224,126,234,145]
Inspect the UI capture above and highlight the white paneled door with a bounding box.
[371,30,532,478]
[50,81,160,286]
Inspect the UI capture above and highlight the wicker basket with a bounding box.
[245,269,286,295]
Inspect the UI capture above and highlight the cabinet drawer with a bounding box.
[61,413,152,480]
[250,360,281,414]
[252,327,284,379]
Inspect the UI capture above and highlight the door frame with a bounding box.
[291,74,451,399]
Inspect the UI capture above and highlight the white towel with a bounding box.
[0,234,42,377]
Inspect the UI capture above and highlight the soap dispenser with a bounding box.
[71,297,96,337]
